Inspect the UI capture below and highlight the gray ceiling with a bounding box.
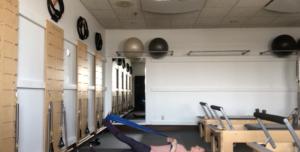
[80,0,300,29]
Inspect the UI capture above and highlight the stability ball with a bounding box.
[149,38,169,59]
[271,35,296,57]
[123,37,144,60]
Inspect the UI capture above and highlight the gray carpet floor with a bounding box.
[78,130,252,152]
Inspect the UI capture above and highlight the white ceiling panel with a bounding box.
[196,17,223,26]
[114,9,144,19]
[281,12,300,17]
[235,0,271,7]
[241,24,264,28]
[218,24,241,28]
[220,17,250,25]
[244,17,276,25]
[123,26,146,29]
[172,11,200,18]
[171,18,197,28]
[254,9,283,17]
[90,10,117,19]
[147,26,170,29]
[146,19,171,28]
[143,11,171,19]
[109,0,142,9]
[194,25,218,28]
[120,19,146,26]
[267,17,300,25]
[227,7,261,17]
[102,25,124,29]
[264,24,289,27]
[200,7,232,17]
[98,19,122,26]
[204,0,238,8]
[81,0,112,10]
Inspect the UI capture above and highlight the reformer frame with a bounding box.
[208,105,300,152]
[246,111,300,152]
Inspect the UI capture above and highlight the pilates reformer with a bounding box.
[246,110,300,152]
[208,105,300,152]
[197,102,263,142]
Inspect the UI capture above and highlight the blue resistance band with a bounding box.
[106,114,173,150]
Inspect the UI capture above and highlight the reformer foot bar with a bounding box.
[246,110,300,152]
[208,106,300,152]
[197,102,262,142]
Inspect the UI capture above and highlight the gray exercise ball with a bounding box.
[123,37,144,60]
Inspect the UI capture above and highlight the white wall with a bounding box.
[17,0,105,152]
[105,28,300,125]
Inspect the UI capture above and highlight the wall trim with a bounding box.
[150,87,298,92]
[150,56,297,63]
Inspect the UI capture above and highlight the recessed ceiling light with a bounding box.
[230,20,238,23]
[116,1,134,8]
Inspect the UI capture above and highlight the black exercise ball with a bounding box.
[149,38,169,59]
[271,35,296,57]
[297,39,300,50]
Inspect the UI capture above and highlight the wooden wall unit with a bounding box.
[0,0,19,151]
[94,52,103,133]
[76,40,90,145]
[44,20,64,152]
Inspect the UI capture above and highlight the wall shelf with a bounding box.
[260,50,298,55]
[116,51,174,56]
[188,50,250,56]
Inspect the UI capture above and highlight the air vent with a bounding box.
[265,0,300,13]
[141,0,206,14]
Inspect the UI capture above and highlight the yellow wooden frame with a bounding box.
[94,51,103,134]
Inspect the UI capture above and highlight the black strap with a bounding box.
[77,16,89,40]
[95,32,103,51]
[47,0,64,22]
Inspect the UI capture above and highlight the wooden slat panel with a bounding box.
[76,40,89,144]
[0,0,18,151]
[94,52,103,133]
[44,20,64,152]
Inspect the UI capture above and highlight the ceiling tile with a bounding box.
[81,0,112,9]
[235,0,271,7]
[123,26,146,29]
[199,8,232,17]
[220,17,250,25]
[120,19,146,27]
[98,19,122,26]
[105,26,124,29]
[264,24,288,27]
[204,0,238,8]
[90,10,117,19]
[114,9,144,19]
[254,9,283,17]
[244,17,276,25]
[281,12,300,17]
[143,11,171,19]
[241,24,264,28]
[146,19,170,28]
[267,17,300,25]
[196,17,223,26]
[172,11,200,19]
[227,7,261,17]
[109,0,141,9]
[218,24,241,28]
[194,25,218,28]
[147,26,170,29]
[171,18,197,28]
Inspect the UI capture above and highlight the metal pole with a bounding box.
[63,109,68,151]
[212,110,225,128]
[257,118,276,148]
[284,119,300,149]
[220,108,234,130]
